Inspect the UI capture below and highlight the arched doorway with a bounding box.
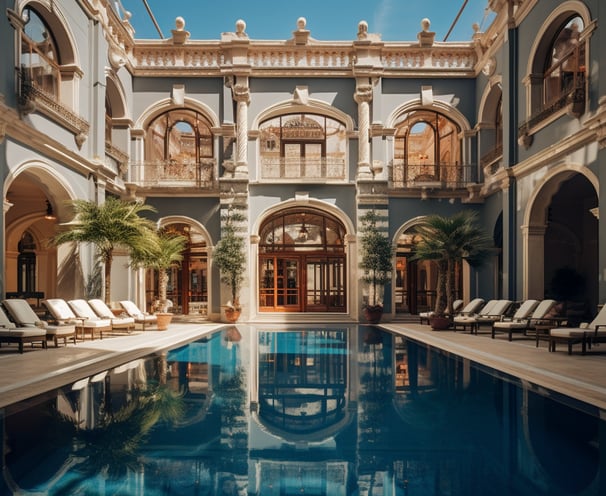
[258,208,346,312]
[144,222,210,315]
[394,226,462,316]
[525,170,598,316]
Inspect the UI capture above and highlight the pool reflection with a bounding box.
[1,324,602,495]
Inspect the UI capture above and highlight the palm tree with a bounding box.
[52,197,158,304]
[131,229,188,312]
[412,211,493,317]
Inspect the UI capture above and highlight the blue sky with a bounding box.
[122,0,494,42]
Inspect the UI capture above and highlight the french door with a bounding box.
[259,255,345,312]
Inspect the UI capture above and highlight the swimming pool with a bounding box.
[1,324,602,495]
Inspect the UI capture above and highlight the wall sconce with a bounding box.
[44,200,56,220]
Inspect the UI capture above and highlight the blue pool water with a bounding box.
[0,324,602,495]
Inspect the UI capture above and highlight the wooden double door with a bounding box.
[259,255,345,312]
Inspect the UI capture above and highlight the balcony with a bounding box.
[18,69,89,145]
[260,157,346,182]
[390,160,476,190]
[126,159,216,190]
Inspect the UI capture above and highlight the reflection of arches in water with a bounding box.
[256,329,352,441]
[523,389,599,493]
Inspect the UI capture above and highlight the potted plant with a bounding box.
[52,197,158,305]
[359,209,394,323]
[131,229,188,330]
[412,210,492,329]
[214,210,246,323]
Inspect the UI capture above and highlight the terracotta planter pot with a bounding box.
[155,313,173,331]
[429,315,452,331]
[363,305,384,324]
[224,307,242,323]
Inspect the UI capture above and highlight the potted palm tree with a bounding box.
[412,210,493,329]
[359,209,394,323]
[52,197,158,305]
[213,210,246,322]
[131,229,188,330]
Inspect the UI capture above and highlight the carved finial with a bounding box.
[235,19,247,37]
[417,18,435,47]
[292,17,310,44]
[357,20,368,40]
[171,17,190,44]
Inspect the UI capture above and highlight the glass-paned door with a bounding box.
[306,257,345,311]
[260,257,300,311]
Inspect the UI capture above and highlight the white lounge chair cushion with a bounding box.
[551,327,606,338]
[88,299,135,324]
[0,328,46,338]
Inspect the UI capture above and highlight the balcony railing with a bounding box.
[260,157,346,181]
[519,46,586,135]
[390,160,476,189]
[18,69,90,139]
[127,159,216,188]
[480,145,503,173]
[105,141,129,175]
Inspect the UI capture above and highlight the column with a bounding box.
[355,81,373,179]
[233,78,250,178]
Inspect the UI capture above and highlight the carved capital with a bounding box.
[233,83,250,103]
[354,84,373,104]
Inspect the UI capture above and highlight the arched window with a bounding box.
[258,113,347,180]
[145,109,214,186]
[393,110,462,188]
[21,7,60,98]
[523,12,588,133]
[544,17,585,109]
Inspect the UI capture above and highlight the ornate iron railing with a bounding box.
[127,159,216,188]
[390,160,476,189]
[260,157,346,181]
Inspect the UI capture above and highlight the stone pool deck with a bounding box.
[0,320,604,413]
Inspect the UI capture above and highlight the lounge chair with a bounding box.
[453,299,496,333]
[119,300,158,330]
[549,304,606,355]
[87,299,136,334]
[491,299,542,341]
[43,298,111,340]
[0,305,47,353]
[69,299,135,335]
[2,298,76,347]
[419,299,463,325]
[472,299,513,333]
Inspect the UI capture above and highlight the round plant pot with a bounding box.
[363,305,384,324]
[429,315,452,331]
[224,307,242,323]
[155,312,173,331]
